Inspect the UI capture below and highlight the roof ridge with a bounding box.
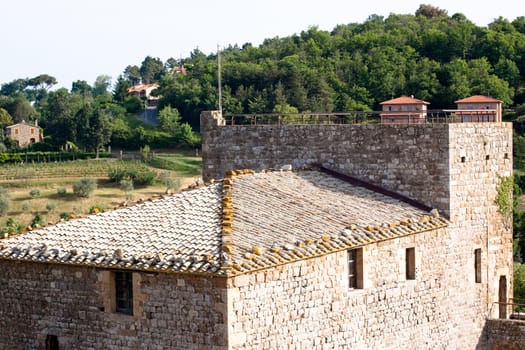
[318,166,434,213]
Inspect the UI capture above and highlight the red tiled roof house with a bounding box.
[454,95,502,122]
[379,96,430,124]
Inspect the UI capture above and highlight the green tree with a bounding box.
[71,80,93,98]
[93,75,112,97]
[139,56,165,84]
[85,107,112,158]
[0,108,13,128]
[124,65,141,85]
[158,106,182,136]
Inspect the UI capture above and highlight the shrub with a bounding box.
[0,188,10,216]
[29,188,41,198]
[120,179,134,200]
[21,201,30,213]
[2,217,24,235]
[108,164,156,186]
[56,186,67,197]
[73,178,97,198]
[45,202,56,213]
[30,213,45,227]
[89,205,103,214]
[59,212,72,220]
[159,171,174,192]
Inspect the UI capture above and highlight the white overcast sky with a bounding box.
[0,0,522,89]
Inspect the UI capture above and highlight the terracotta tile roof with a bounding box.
[455,95,502,103]
[0,170,448,276]
[380,96,430,105]
[127,83,159,93]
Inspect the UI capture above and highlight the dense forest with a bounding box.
[1,4,525,151]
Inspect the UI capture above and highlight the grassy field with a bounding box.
[0,153,202,234]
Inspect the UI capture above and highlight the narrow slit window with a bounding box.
[406,247,415,280]
[348,248,363,289]
[475,249,481,283]
[115,271,133,315]
[461,156,466,163]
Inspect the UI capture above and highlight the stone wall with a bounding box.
[202,111,514,348]
[6,121,42,147]
[483,319,525,349]
[448,124,513,315]
[0,261,228,350]
[227,227,488,349]
[202,111,451,215]
[201,111,512,220]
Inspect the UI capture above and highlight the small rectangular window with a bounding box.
[115,271,133,315]
[475,249,482,283]
[406,247,415,280]
[348,248,363,289]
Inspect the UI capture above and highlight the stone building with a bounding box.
[4,119,43,147]
[379,96,429,124]
[455,95,503,122]
[0,111,516,349]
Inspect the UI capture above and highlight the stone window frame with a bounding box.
[115,271,133,315]
[405,247,416,280]
[474,248,482,283]
[100,270,143,318]
[348,248,363,289]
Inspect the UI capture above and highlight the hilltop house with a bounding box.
[379,96,429,124]
[454,95,503,122]
[4,120,43,147]
[0,110,517,349]
[127,83,159,107]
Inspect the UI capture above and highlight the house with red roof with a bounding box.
[127,83,159,107]
[379,96,430,124]
[454,95,502,122]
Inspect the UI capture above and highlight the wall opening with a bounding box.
[499,275,507,319]
[406,247,416,280]
[348,248,363,289]
[46,335,59,350]
[461,156,466,163]
[115,271,133,315]
[474,248,481,283]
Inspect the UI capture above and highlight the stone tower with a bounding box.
[201,110,513,323]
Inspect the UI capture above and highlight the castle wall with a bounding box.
[0,261,228,350]
[483,319,525,349]
[202,112,452,214]
[227,227,488,349]
[203,111,514,349]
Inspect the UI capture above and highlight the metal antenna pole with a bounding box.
[217,45,222,114]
